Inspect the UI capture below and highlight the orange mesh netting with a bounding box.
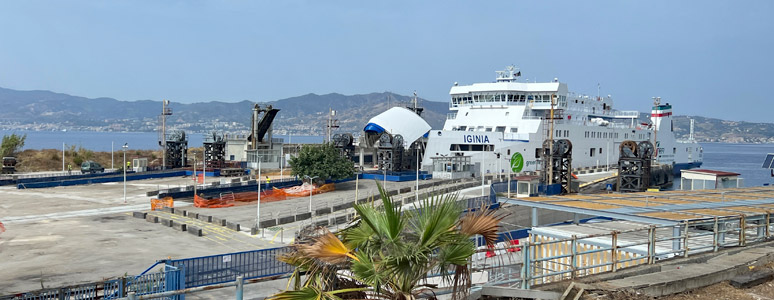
[194,183,336,208]
[150,197,174,211]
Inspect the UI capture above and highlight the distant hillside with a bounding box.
[0,87,449,135]
[0,86,772,143]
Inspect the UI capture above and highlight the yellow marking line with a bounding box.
[149,211,266,248]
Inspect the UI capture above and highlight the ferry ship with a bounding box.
[422,66,703,175]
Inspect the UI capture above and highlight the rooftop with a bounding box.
[500,186,774,225]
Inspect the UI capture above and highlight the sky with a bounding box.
[0,1,772,122]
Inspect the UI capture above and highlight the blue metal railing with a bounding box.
[1,268,183,300]
[164,247,294,288]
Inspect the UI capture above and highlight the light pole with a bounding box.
[202,151,206,186]
[111,141,114,170]
[494,152,502,182]
[507,153,512,198]
[255,156,262,230]
[304,175,319,213]
[415,147,420,202]
[192,151,197,198]
[122,143,128,204]
[355,166,363,202]
[481,151,486,196]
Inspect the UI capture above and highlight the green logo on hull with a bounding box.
[510,152,524,173]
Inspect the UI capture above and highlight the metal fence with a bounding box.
[1,268,184,300]
[476,212,774,289]
[490,181,519,204]
[164,247,294,288]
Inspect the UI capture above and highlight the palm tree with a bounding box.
[270,182,504,300]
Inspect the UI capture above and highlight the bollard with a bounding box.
[281,228,284,243]
[235,275,244,300]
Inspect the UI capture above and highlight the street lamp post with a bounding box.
[192,152,197,198]
[255,157,262,230]
[355,166,363,202]
[481,151,486,196]
[507,154,512,197]
[416,147,420,202]
[304,175,319,213]
[122,143,128,204]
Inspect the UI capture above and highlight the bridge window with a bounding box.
[496,126,506,132]
[510,127,519,133]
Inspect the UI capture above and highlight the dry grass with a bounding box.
[14,148,162,172]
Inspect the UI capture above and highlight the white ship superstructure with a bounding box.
[423,66,702,175]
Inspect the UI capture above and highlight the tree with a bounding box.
[1,133,26,157]
[271,183,504,300]
[289,143,354,184]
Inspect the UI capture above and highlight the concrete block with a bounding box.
[278,215,295,225]
[333,202,353,211]
[399,187,411,193]
[161,207,174,214]
[730,269,774,289]
[197,214,212,222]
[316,207,332,215]
[296,212,312,221]
[260,219,277,228]
[315,220,329,227]
[250,227,258,235]
[160,218,172,227]
[188,212,199,219]
[145,214,159,223]
[171,221,187,232]
[388,190,398,196]
[187,225,203,237]
[226,221,240,231]
[211,217,226,226]
[132,212,147,219]
[146,190,159,196]
[174,209,187,217]
[334,215,347,224]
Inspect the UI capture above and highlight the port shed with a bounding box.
[681,169,743,191]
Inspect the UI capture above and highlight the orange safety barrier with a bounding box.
[194,183,336,208]
[150,197,174,211]
[0,221,5,234]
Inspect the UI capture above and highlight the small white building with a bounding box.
[225,135,249,162]
[680,169,743,190]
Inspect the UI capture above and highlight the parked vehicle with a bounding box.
[81,161,105,174]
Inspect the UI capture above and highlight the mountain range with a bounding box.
[0,87,772,143]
